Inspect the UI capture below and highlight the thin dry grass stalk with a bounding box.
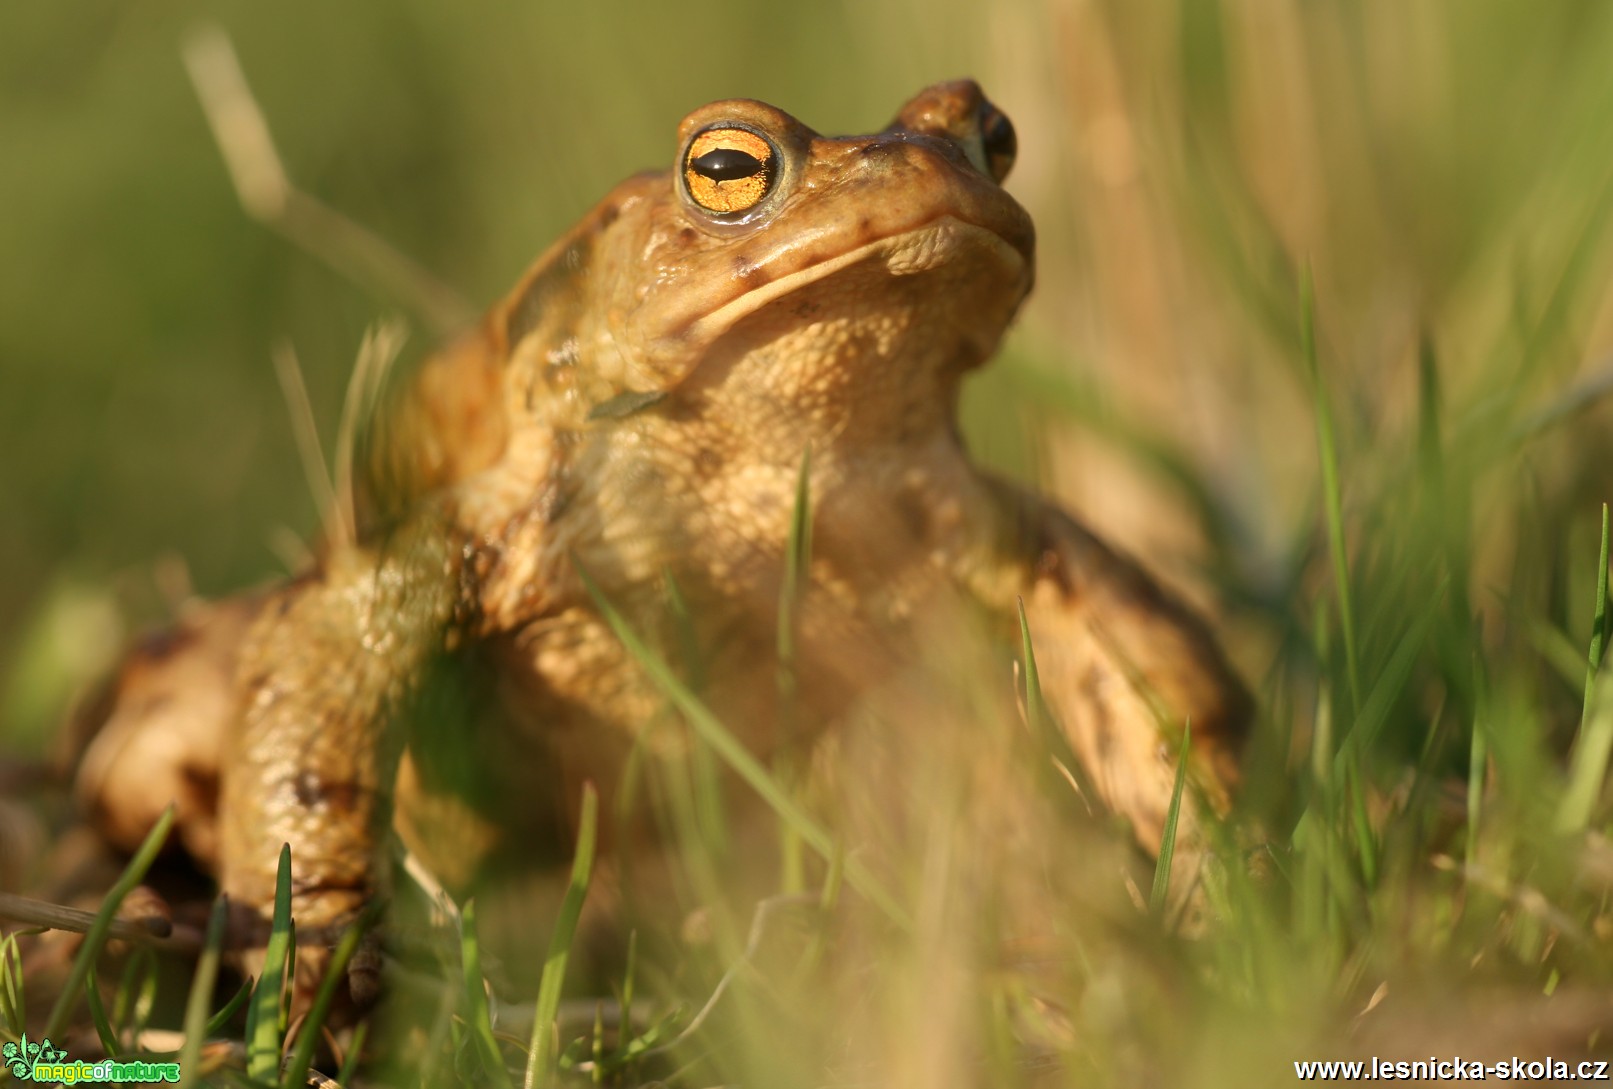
[182,25,473,336]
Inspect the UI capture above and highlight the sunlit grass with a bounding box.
[5,1,1613,1085]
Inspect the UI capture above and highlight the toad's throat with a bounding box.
[677,216,1029,352]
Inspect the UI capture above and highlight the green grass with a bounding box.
[524,784,597,1089]
[176,898,229,1088]
[1148,721,1192,919]
[6,2,1613,1086]
[245,845,295,1082]
[40,808,174,1042]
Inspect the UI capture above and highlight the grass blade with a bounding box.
[1467,693,1488,866]
[247,844,295,1083]
[203,976,254,1040]
[578,565,912,929]
[177,897,230,1089]
[1018,598,1048,752]
[1018,600,1098,807]
[109,947,157,1043]
[1563,690,1613,831]
[1345,762,1378,888]
[776,446,813,716]
[461,900,514,1089]
[1514,163,1613,380]
[663,573,727,858]
[1559,505,1613,832]
[525,782,600,1089]
[1302,266,1361,717]
[1000,357,1229,549]
[775,448,813,893]
[1580,503,1610,724]
[335,1020,368,1087]
[82,975,118,1058]
[42,805,174,1040]
[1331,580,1444,777]
[1149,721,1193,917]
[280,906,374,1089]
[0,932,24,1035]
[616,929,637,1072]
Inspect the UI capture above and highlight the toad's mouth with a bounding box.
[674,216,1032,353]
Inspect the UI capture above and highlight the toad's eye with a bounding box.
[979,102,1016,184]
[683,125,777,217]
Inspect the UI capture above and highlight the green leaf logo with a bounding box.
[3,1032,33,1080]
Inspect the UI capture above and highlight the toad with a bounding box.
[75,80,1249,992]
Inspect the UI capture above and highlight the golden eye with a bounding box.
[683,125,777,217]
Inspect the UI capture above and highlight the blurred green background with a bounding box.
[8,4,1613,1077]
[5,0,1613,752]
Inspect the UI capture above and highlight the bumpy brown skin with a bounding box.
[77,81,1249,994]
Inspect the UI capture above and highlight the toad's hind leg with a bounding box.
[977,481,1251,856]
[74,595,267,869]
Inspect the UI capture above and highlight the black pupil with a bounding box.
[690,147,766,182]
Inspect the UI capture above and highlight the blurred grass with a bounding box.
[6,0,1613,1084]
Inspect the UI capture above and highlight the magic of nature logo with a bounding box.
[3,1034,180,1083]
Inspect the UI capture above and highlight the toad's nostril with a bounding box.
[855,139,913,172]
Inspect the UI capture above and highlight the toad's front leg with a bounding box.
[974,480,1251,856]
[220,534,459,998]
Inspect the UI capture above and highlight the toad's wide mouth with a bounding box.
[655,215,1032,362]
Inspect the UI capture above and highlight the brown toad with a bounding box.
[76,80,1249,990]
